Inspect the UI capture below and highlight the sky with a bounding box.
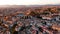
[0,0,60,5]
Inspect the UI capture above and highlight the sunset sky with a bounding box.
[0,0,60,5]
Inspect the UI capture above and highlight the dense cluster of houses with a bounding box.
[0,6,60,34]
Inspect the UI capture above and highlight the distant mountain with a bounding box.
[0,4,60,8]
